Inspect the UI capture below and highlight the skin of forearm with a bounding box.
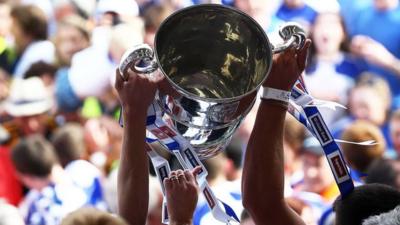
[118,108,149,225]
[242,101,286,214]
[242,101,307,225]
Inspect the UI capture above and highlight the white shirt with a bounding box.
[194,180,243,225]
[68,46,116,98]
[14,40,55,78]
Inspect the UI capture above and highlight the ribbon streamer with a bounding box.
[141,100,240,224]
[288,78,355,197]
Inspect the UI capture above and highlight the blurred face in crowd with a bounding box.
[17,173,49,190]
[56,24,90,66]
[0,3,11,37]
[391,118,400,153]
[374,0,399,11]
[302,152,333,194]
[349,87,387,126]
[312,13,345,56]
[15,114,47,136]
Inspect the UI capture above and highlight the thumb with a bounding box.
[297,39,311,72]
[191,166,202,183]
[115,69,124,91]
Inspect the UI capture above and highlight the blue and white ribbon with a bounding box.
[122,99,240,224]
[288,78,354,197]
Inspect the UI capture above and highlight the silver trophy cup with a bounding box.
[120,4,305,159]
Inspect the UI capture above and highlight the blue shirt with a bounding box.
[306,54,366,80]
[351,6,400,96]
[352,7,400,58]
[276,4,318,25]
[21,183,87,225]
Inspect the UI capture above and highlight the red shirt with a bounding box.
[0,146,22,205]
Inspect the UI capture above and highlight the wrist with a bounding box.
[122,106,148,122]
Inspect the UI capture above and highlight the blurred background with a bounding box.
[0,0,400,225]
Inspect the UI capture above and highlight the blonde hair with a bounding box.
[341,120,385,173]
[60,208,128,225]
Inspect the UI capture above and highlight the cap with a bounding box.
[4,78,52,117]
[303,136,324,156]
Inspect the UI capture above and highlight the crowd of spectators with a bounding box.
[0,0,400,225]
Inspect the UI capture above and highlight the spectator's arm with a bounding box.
[242,40,311,225]
[351,35,400,76]
[115,69,161,225]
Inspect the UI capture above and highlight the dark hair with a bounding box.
[366,159,400,189]
[334,184,400,225]
[24,61,58,79]
[51,123,86,168]
[224,138,243,170]
[11,135,57,177]
[11,5,48,41]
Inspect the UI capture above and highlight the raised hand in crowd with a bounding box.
[242,39,311,225]
[114,68,163,225]
[164,167,202,225]
[351,35,400,76]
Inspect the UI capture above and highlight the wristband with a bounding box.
[261,87,291,103]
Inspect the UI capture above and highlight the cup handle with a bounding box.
[119,44,159,77]
[271,22,306,54]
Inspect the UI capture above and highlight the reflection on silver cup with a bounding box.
[119,4,305,159]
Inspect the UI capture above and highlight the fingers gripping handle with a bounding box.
[119,44,158,76]
[271,22,306,54]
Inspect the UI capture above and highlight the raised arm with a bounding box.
[115,69,160,225]
[242,40,311,225]
[351,35,400,76]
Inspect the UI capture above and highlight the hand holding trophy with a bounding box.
[118,4,306,224]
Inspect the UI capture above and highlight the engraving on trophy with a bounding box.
[208,101,239,123]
